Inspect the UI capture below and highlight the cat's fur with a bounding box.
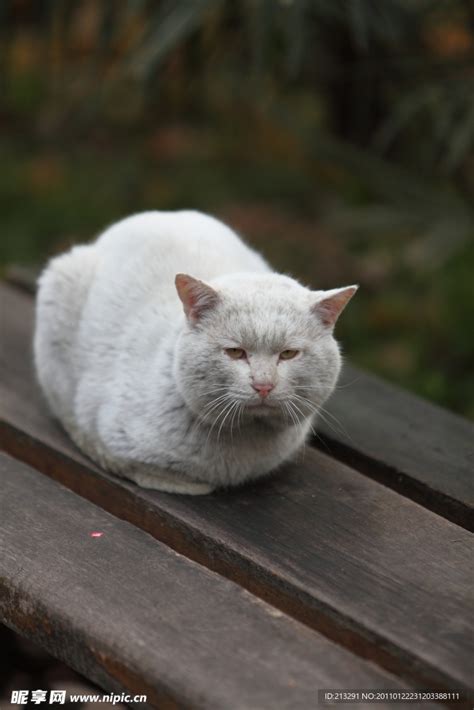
[34,210,357,494]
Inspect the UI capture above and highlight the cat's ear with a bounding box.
[175,273,219,323]
[311,285,358,328]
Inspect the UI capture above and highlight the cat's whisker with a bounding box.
[199,394,232,420]
[287,398,309,464]
[291,386,356,438]
[293,385,324,390]
[290,391,352,442]
[197,389,233,403]
[308,403,345,440]
[177,378,238,400]
[288,398,315,438]
[290,393,318,414]
[228,399,241,445]
[200,387,231,396]
[204,401,229,446]
[289,394,320,427]
[207,394,238,441]
[315,404,354,444]
[239,402,245,432]
[283,402,294,429]
[228,400,242,436]
[191,393,233,437]
[285,400,302,435]
[281,401,293,428]
[290,399,317,437]
[334,376,363,390]
[288,399,308,461]
[215,399,238,444]
[286,401,308,459]
[200,393,229,408]
[315,403,346,427]
[288,395,331,452]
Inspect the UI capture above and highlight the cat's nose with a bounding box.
[252,382,274,398]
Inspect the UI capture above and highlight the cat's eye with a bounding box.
[225,347,246,360]
[279,349,299,361]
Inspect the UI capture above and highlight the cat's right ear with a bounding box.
[311,285,358,329]
[175,274,219,324]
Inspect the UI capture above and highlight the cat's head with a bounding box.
[173,272,357,430]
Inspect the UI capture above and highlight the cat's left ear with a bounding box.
[175,273,219,324]
[311,285,358,328]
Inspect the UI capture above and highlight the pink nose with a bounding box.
[252,382,274,398]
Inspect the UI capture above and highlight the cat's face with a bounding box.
[173,273,357,431]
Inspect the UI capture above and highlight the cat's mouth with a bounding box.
[246,399,276,408]
[245,399,279,415]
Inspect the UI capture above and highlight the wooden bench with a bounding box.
[1,279,473,709]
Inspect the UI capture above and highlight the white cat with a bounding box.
[34,210,357,494]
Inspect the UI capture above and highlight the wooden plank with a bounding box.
[0,453,428,710]
[319,365,474,530]
[0,283,473,697]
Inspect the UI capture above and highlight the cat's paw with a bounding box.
[133,471,215,495]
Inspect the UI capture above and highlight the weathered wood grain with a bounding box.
[1,453,430,710]
[1,283,473,696]
[319,364,474,530]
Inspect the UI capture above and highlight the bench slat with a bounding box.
[0,453,424,710]
[0,284,472,694]
[320,365,474,530]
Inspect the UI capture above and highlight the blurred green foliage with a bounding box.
[1,0,473,418]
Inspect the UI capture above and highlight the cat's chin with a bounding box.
[244,402,281,419]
